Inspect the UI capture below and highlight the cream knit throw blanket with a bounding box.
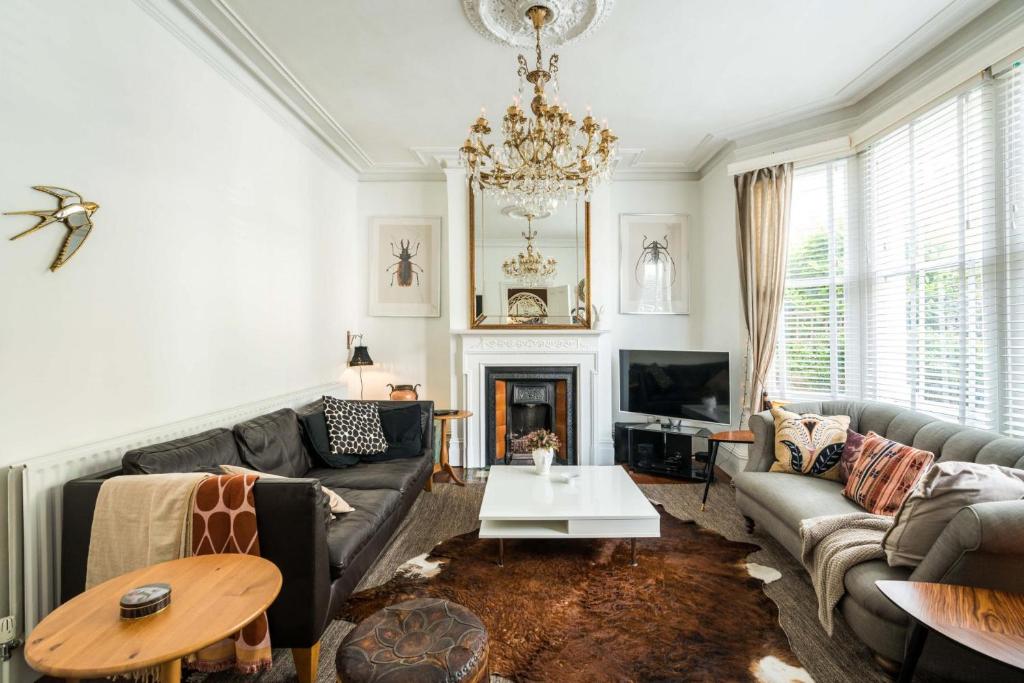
[86,473,210,589]
[799,512,894,635]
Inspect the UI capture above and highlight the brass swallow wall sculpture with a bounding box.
[5,186,100,271]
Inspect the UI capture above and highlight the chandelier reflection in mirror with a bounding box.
[460,4,617,214]
[502,214,557,286]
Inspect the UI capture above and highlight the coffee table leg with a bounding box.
[630,538,638,566]
[497,538,504,567]
[897,620,928,683]
[161,658,182,683]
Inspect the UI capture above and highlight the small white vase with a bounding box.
[532,448,554,475]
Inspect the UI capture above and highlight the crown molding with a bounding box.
[173,0,373,172]
[164,0,1021,183]
[713,0,1024,175]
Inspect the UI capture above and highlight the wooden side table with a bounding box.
[433,410,472,487]
[702,429,755,511]
[26,554,282,683]
[876,580,1024,682]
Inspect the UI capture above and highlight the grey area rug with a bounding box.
[187,476,900,683]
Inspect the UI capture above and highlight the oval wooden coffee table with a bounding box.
[26,554,282,683]
[877,580,1024,681]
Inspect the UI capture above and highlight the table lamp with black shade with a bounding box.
[347,331,374,399]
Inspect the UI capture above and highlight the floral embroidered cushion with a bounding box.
[842,432,935,516]
[770,407,850,480]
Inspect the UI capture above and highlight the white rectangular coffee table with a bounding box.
[478,465,660,565]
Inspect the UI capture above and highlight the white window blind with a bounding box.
[770,160,852,400]
[860,83,998,428]
[1000,62,1024,437]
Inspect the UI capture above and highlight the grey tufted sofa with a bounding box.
[734,400,1024,682]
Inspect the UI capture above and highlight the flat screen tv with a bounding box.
[619,350,730,424]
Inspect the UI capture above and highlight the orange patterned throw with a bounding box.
[187,474,272,674]
[842,432,934,515]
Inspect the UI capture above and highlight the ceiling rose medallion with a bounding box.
[460,3,618,213]
[462,0,615,48]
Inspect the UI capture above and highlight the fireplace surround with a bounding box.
[484,366,578,466]
[453,330,612,468]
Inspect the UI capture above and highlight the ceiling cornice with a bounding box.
[168,0,1020,183]
[174,0,373,172]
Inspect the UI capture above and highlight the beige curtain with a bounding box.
[734,163,793,426]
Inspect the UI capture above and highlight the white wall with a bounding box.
[603,180,706,426]
[352,181,451,403]
[699,154,750,473]
[0,0,358,462]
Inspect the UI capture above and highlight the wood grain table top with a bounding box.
[876,581,1024,671]
[708,429,755,444]
[435,410,472,421]
[25,554,282,679]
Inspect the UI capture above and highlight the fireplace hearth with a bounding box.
[484,366,577,466]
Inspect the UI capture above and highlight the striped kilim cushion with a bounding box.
[842,432,934,515]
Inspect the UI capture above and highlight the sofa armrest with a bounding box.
[251,478,332,647]
[910,500,1024,592]
[61,475,331,648]
[745,410,776,472]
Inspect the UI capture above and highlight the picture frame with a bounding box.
[619,213,689,315]
[369,216,442,317]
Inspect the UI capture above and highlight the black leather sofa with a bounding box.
[60,399,434,683]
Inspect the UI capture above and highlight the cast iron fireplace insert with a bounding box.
[484,366,578,466]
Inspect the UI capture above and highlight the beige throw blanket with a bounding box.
[799,512,894,635]
[86,473,210,589]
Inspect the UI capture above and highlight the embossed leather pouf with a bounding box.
[336,598,489,683]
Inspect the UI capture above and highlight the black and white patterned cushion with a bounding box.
[323,396,388,455]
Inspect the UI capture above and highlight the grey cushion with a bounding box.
[883,462,1024,567]
[732,471,860,529]
[307,455,431,494]
[842,559,912,624]
[233,408,311,478]
[324,488,401,577]
[123,428,242,474]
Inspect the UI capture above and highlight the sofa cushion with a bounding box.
[361,404,423,462]
[300,409,359,468]
[733,471,860,529]
[324,488,401,577]
[233,408,311,478]
[324,396,389,456]
[842,559,912,624]
[840,430,866,483]
[123,428,242,474]
[220,463,353,514]
[769,407,849,480]
[843,432,934,515]
[882,461,1024,567]
[307,456,430,494]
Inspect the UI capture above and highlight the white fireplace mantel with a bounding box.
[453,329,612,468]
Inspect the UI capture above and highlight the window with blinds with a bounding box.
[1000,61,1024,436]
[860,83,997,428]
[770,160,851,400]
[770,60,1024,434]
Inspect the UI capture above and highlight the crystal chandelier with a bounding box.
[460,4,617,211]
[502,215,557,286]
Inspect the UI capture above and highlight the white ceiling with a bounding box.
[199,0,999,177]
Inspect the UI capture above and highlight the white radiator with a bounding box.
[1,381,344,682]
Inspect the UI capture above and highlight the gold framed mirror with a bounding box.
[469,183,591,329]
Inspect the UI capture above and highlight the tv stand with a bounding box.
[621,423,713,480]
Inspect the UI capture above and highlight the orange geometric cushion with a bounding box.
[842,432,935,515]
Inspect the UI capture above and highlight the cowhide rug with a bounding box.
[341,506,813,683]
